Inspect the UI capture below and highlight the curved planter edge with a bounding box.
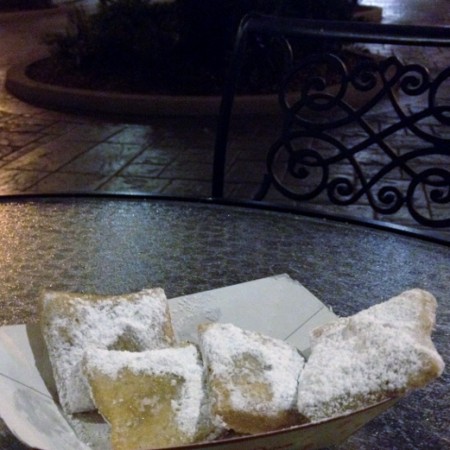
[5,62,281,117]
[0,5,69,22]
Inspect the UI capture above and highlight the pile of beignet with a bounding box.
[39,287,445,450]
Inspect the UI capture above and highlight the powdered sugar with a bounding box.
[199,323,305,417]
[39,283,445,446]
[41,288,174,414]
[298,289,445,422]
[356,288,437,334]
[83,345,209,438]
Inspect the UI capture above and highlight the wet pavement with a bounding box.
[0,0,448,237]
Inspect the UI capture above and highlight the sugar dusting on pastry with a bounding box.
[40,288,174,414]
[298,289,445,422]
[83,345,211,439]
[199,322,306,433]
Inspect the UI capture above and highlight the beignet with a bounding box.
[198,322,306,434]
[40,288,174,413]
[83,345,216,450]
[297,289,445,421]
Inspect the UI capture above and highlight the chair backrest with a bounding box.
[212,14,450,230]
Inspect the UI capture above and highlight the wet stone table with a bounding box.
[0,196,448,450]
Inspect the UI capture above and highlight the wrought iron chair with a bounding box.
[212,14,450,234]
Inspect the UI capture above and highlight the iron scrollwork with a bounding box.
[264,51,450,227]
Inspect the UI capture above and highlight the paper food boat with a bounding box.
[0,274,399,450]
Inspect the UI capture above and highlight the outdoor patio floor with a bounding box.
[0,0,448,238]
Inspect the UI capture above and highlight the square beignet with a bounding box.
[83,345,216,450]
[40,288,174,414]
[198,322,306,434]
[310,288,438,346]
[297,289,445,422]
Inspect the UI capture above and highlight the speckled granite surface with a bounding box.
[0,197,448,449]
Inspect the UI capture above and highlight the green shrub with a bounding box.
[93,0,180,69]
[0,0,53,10]
[280,0,358,21]
[46,0,179,75]
[43,0,360,93]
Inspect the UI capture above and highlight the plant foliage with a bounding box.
[0,0,53,10]
[43,0,359,94]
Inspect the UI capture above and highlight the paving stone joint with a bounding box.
[0,0,448,239]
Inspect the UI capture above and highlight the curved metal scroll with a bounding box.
[263,53,450,227]
[212,15,450,229]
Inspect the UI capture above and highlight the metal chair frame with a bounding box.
[212,14,450,229]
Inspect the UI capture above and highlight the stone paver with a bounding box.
[29,171,110,192]
[0,0,447,239]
